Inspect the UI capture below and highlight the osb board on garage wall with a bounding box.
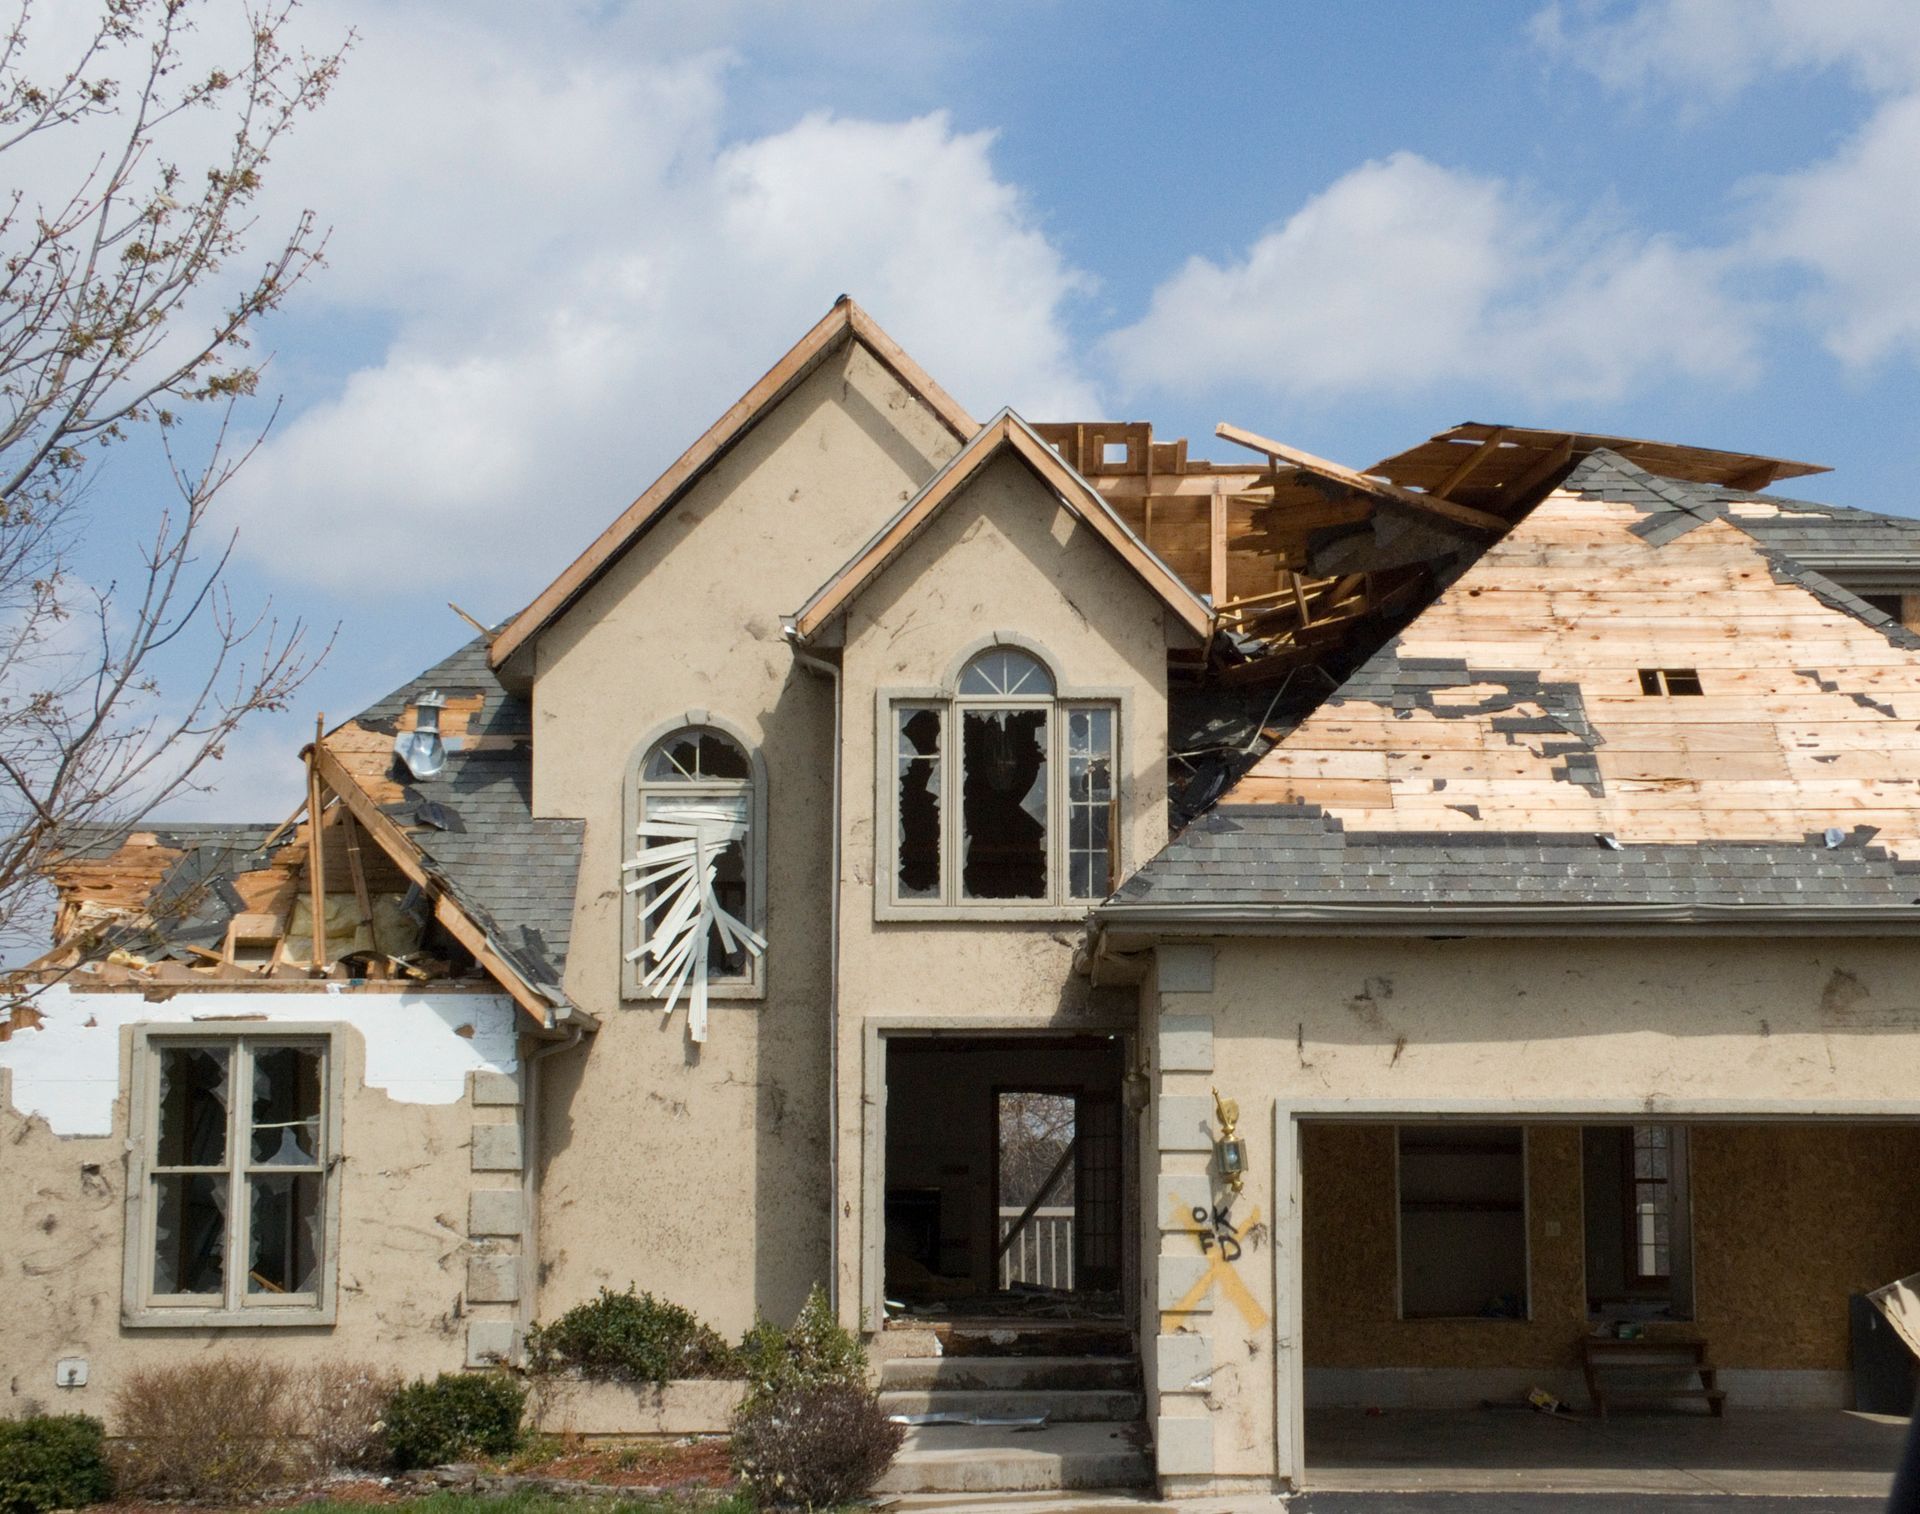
[1301,1123,1587,1370]
[1691,1124,1920,1371]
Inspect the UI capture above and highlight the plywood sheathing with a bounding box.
[1301,1121,1920,1373]
[1226,458,1920,857]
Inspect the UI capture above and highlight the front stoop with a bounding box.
[875,1420,1151,1494]
[876,1327,1151,1494]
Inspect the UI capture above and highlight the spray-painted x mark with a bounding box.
[1161,1197,1269,1331]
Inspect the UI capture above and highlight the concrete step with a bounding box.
[874,1420,1152,1495]
[881,1354,1142,1393]
[880,1387,1144,1422]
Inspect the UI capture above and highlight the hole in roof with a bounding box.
[1638,668,1703,697]
[1102,441,1129,465]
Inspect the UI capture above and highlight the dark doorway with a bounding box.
[885,1035,1127,1320]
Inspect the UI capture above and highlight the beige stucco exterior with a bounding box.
[526,336,960,1336]
[1131,933,1920,1494]
[0,989,523,1424]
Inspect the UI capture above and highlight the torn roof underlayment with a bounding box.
[31,298,1920,996]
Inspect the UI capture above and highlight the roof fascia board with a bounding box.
[789,410,1213,643]
[310,741,580,1034]
[488,300,977,672]
[1095,901,1920,937]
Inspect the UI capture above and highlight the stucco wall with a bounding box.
[1138,933,1920,1490]
[1,989,522,1424]
[831,448,1176,1319]
[529,337,958,1337]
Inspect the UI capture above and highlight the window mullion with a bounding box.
[227,1041,249,1312]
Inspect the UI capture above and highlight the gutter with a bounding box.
[1095,899,1920,939]
[786,636,845,1314]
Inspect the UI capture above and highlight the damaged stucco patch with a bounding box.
[0,986,517,1136]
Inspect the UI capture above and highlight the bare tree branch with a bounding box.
[0,0,349,951]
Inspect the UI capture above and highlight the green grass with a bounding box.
[286,1495,757,1514]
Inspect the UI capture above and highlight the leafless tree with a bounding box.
[0,0,348,951]
[998,1091,1076,1208]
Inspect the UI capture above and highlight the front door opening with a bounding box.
[1582,1123,1694,1322]
[884,1036,1125,1321]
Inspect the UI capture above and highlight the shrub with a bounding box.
[730,1380,902,1509]
[526,1287,736,1384]
[0,1415,113,1514]
[383,1372,525,1470]
[737,1284,868,1403]
[304,1361,403,1472]
[112,1358,308,1499]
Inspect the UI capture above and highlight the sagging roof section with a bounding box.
[1110,448,1920,924]
[489,297,976,674]
[787,409,1213,644]
[315,636,588,1030]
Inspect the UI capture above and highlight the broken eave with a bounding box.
[308,738,591,1037]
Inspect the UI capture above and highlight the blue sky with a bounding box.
[46,0,1920,822]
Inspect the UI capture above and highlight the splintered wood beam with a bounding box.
[307,715,327,970]
[1215,423,1507,533]
[1209,480,1228,605]
[342,812,374,933]
[1430,427,1509,498]
[1291,570,1311,626]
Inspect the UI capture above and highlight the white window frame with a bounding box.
[122,1024,342,1329]
[876,636,1128,922]
[621,711,769,1001]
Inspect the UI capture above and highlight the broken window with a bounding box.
[138,1034,333,1320]
[625,723,766,1035]
[890,649,1117,907]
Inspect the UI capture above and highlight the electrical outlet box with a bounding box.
[55,1356,88,1388]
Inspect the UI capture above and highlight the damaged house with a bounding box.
[5,298,1920,1498]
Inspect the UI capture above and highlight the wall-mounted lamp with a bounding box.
[1211,1086,1247,1194]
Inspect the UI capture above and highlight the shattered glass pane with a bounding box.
[961,707,1048,899]
[1066,706,1115,898]
[643,728,749,781]
[251,1046,323,1166]
[153,1173,226,1295]
[247,1173,323,1296]
[157,1046,229,1166]
[958,649,1054,697]
[896,706,942,899]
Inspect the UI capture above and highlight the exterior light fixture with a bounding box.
[1212,1086,1247,1194]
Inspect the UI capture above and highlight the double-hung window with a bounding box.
[890,647,1119,911]
[126,1029,338,1326]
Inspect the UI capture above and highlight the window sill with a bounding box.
[124,1302,335,1329]
[622,983,765,1004]
[875,901,1099,924]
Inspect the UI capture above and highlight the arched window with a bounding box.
[625,723,765,1037]
[892,647,1116,907]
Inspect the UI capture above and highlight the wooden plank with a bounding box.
[307,717,327,971]
[1210,479,1228,607]
[1430,427,1509,498]
[1216,422,1508,533]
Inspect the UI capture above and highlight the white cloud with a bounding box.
[1531,0,1920,99]
[222,4,1097,599]
[1104,152,1755,406]
[1534,0,1920,370]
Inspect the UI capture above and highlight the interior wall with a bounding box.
[1691,1124,1920,1370]
[1302,1119,1920,1374]
[1302,1123,1586,1370]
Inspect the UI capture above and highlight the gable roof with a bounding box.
[488,298,976,672]
[786,409,1215,644]
[1106,449,1920,926]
